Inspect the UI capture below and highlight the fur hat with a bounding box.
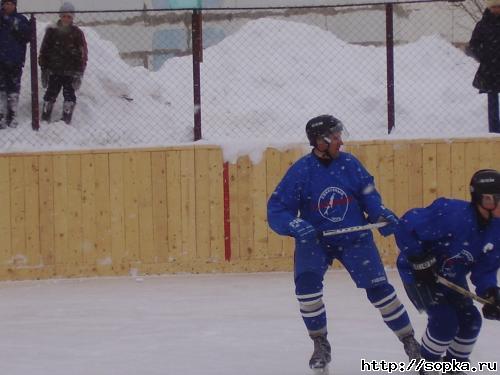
[59,2,75,14]
[486,0,500,8]
[1,0,17,6]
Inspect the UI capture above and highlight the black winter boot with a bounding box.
[62,101,75,124]
[41,101,54,123]
[0,91,7,129]
[7,93,19,128]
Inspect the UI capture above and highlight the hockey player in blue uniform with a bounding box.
[267,115,420,372]
[395,169,500,375]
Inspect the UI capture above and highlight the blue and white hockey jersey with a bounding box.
[267,152,387,245]
[395,197,500,297]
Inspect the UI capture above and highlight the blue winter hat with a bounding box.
[1,0,17,6]
[59,2,75,14]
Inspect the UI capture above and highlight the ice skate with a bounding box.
[401,333,421,361]
[419,369,440,375]
[309,334,331,374]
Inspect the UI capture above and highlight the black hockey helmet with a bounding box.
[305,115,344,146]
[470,169,500,205]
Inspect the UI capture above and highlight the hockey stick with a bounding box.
[322,222,387,237]
[436,276,494,306]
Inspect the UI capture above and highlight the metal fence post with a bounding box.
[30,13,39,131]
[192,9,203,141]
[385,3,395,134]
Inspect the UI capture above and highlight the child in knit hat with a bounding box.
[467,0,500,133]
[38,1,87,124]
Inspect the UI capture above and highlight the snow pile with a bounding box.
[2,18,496,158]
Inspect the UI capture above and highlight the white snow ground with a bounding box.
[0,270,497,375]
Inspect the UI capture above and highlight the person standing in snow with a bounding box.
[0,0,31,129]
[267,114,420,372]
[395,169,500,375]
[467,0,500,133]
[38,1,87,125]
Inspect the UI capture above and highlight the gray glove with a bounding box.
[72,72,83,91]
[41,69,50,89]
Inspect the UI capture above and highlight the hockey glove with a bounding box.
[409,253,437,285]
[41,69,50,89]
[72,72,83,91]
[482,287,500,320]
[376,207,399,237]
[288,218,317,244]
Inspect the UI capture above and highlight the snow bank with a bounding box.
[2,18,497,162]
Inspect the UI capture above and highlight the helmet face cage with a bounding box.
[470,169,500,207]
[306,115,344,146]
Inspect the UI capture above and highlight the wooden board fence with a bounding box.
[0,138,498,280]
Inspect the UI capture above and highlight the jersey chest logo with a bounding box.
[318,187,349,223]
[441,250,474,278]
[482,242,494,254]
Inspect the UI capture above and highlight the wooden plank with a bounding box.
[378,144,395,211]
[151,152,168,263]
[237,155,253,260]
[123,153,140,263]
[10,157,25,264]
[408,143,423,208]
[66,155,82,266]
[23,157,40,266]
[53,155,68,265]
[0,157,11,266]
[38,155,55,266]
[393,143,409,217]
[166,150,182,261]
[194,148,210,260]
[94,154,112,266]
[137,152,155,264]
[495,140,500,170]
[81,154,97,265]
[464,142,481,198]
[279,149,300,260]
[208,149,224,262]
[377,144,396,260]
[450,142,466,200]
[266,148,283,258]
[479,141,494,170]
[109,153,126,267]
[180,148,196,260]
[228,162,240,260]
[252,156,268,259]
[436,143,452,198]
[422,143,437,206]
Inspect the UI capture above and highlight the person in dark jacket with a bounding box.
[467,0,500,133]
[38,2,87,125]
[0,0,30,129]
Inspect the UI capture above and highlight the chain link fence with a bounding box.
[0,1,494,152]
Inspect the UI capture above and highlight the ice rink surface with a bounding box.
[0,270,497,375]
